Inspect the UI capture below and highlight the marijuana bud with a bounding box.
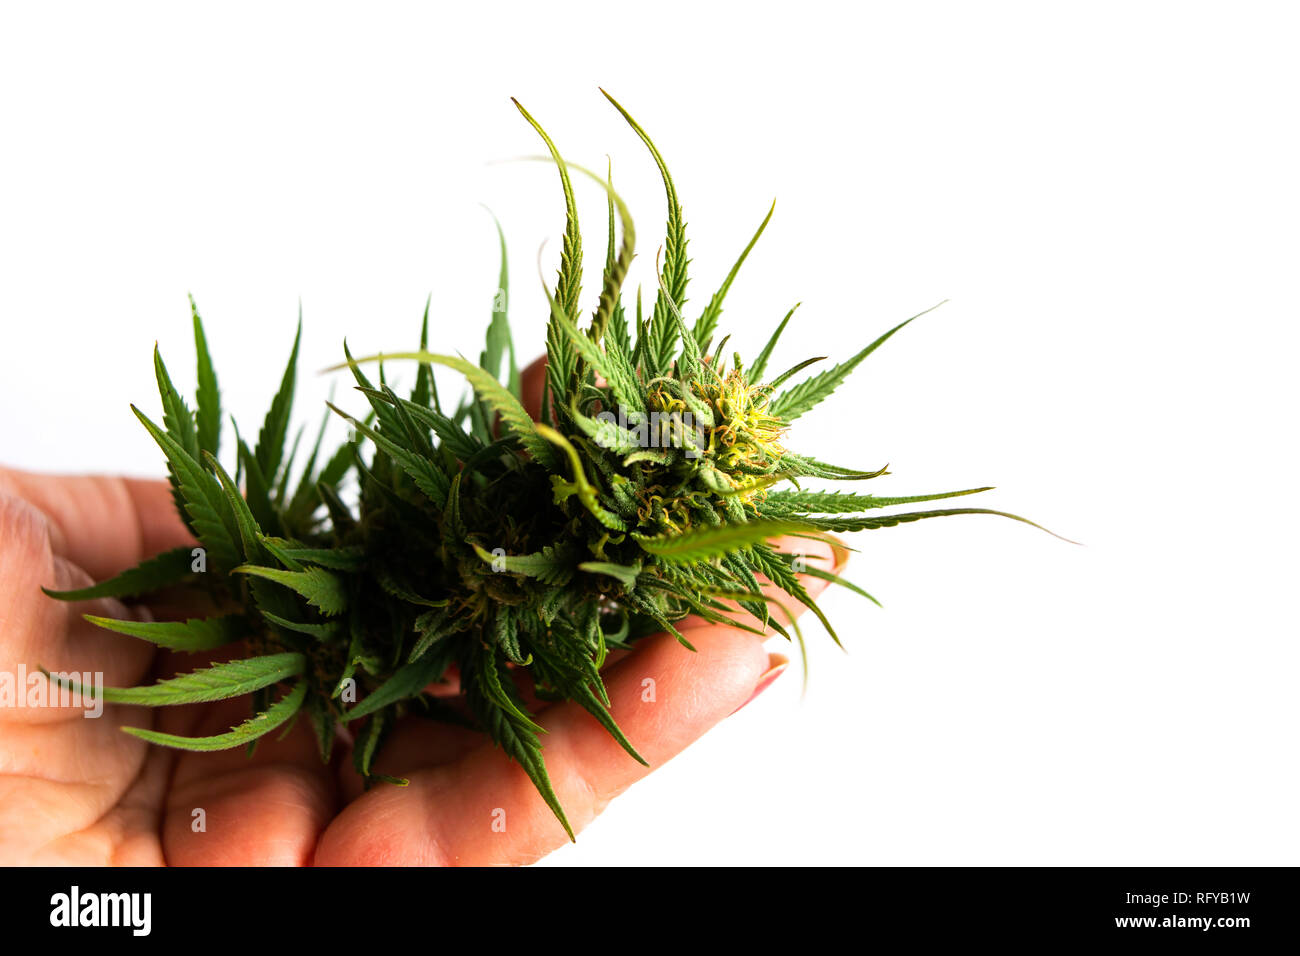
[43,92,1056,840]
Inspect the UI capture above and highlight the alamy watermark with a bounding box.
[591,408,704,459]
[0,665,103,718]
[49,886,151,936]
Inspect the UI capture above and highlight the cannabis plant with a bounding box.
[44,92,1051,839]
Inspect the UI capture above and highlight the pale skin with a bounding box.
[0,358,841,865]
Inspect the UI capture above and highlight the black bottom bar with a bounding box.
[6,866,1294,944]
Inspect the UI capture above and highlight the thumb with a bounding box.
[0,468,194,581]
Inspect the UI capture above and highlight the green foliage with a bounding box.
[255,318,302,482]
[344,644,453,721]
[43,545,196,602]
[766,300,945,421]
[52,94,1058,839]
[466,643,573,841]
[131,405,241,571]
[191,294,222,460]
[234,565,350,616]
[47,653,306,706]
[121,682,308,752]
[636,521,815,564]
[602,89,690,377]
[82,613,248,651]
[693,201,775,350]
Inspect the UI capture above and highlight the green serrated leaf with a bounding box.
[121,681,308,752]
[42,546,197,602]
[749,303,799,383]
[255,316,302,482]
[49,652,305,706]
[82,613,248,651]
[131,405,241,571]
[603,89,688,376]
[327,403,450,508]
[328,353,557,469]
[470,541,573,586]
[234,564,350,616]
[693,200,774,349]
[797,507,1076,541]
[466,646,574,841]
[635,520,813,565]
[768,302,944,421]
[344,649,448,721]
[578,561,641,588]
[191,295,221,460]
[763,487,993,515]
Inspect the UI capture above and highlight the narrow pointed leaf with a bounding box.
[255,317,302,481]
[121,681,308,752]
[749,303,800,383]
[131,405,241,571]
[234,564,350,616]
[83,613,248,651]
[693,200,775,348]
[42,546,196,602]
[51,653,305,706]
[344,649,450,721]
[191,295,221,459]
[327,353,558,469]
[635,520,817,564]
[769,302,945,421]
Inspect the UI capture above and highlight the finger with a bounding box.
[313,572,834,866]
[0,494,156,695]
[159,697,340,866]
[16,742,174,865]
[0,469,193,581]
[316,352,855,862]
[336,714,485,804]
[0,712,173,865]
[0,493,165,861]
[314,622,776,865]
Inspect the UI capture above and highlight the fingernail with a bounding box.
[730,654,789,715]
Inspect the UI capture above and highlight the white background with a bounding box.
[2,1,1297,865]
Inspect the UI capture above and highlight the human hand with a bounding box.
[0,360,842,866]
